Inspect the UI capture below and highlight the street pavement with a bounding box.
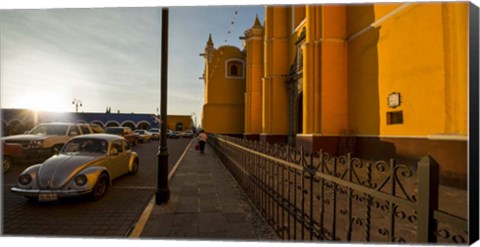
[136,139,279,241]
[2,138,191,238]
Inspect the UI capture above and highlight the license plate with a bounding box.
[39,193,58,202]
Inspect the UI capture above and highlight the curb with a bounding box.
[128,138,195,238]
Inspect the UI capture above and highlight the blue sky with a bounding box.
[0,4,264,123]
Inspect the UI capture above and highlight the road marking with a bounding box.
[128,138,194,238]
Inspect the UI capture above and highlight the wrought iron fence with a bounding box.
[208,135,468,244]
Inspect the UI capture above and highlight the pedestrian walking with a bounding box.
[197,130,208,154]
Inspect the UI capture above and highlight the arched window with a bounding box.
[225,59,244,79]
[230,64,238,76]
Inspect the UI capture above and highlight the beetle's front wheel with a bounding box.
[3,156,12,173]
[129,160,139,175]
[91,173,109,201]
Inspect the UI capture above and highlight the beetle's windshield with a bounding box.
[62,139,108,154]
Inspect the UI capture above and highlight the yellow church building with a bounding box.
[201,34,246,137]
[201,2,469,186]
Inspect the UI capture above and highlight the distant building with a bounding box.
[201,2,469,187]
[1,108,192,136]
[166,115,194,132]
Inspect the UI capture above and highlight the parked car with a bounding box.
[89,124,105,133]
[149,128,160,140]
[167,130,179,138]
[181,130,194,138]
[3,141,23,173]
[1,122,94,162]
[10,134,140,201]
[104,127,139,146]
[134,130,151,143]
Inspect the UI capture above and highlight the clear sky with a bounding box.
[0,3,265,124]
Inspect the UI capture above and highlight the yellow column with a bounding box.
[442,2,468,135]
[303,5,348,135]
[262,6,289,135]
[244,16,264,135]
[302,6,322,134]
[320,5,349,135]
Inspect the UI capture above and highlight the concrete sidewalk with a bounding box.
[137,141,278,241]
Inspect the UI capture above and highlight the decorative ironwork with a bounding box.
[208,135,468,243]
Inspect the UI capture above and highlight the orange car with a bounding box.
[3,141,23,173]
[104,127,139,146]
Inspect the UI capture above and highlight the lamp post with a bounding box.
[156,7,170,204]
[72,98,82,112]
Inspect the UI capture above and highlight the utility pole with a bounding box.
[156,8,170,204]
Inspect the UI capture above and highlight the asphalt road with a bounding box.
[2,137,192,238]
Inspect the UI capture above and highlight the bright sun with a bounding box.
[12,91,70,112]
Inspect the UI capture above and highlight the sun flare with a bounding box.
[12,91,70,112]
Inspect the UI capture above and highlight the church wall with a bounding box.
[286,2,468,187]
[201,3,469,187]
[345,2,468,187]
[202,103,244,134]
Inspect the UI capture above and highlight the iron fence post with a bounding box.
[416,155,439,243]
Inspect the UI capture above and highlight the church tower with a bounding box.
[243,15,264,140]
[200,34,246,135]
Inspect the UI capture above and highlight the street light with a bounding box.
[72,98,82,112]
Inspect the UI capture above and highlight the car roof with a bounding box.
[36,122,75,125]
[69,133,125,142]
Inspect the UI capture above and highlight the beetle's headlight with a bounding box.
[18,174,32,185]
[30,140,44,149]
[74,175,87,186]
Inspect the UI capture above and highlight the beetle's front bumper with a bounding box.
[11,187,93,200]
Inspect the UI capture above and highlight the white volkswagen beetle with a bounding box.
[11,134,139,202]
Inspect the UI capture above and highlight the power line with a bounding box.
[209,6,241,80]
